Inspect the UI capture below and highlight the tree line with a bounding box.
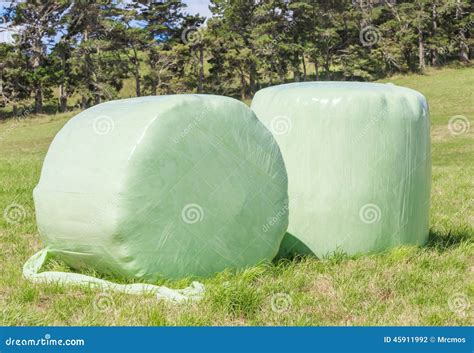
[0,0,472,117]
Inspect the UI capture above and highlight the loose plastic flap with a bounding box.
[23,248,205,302]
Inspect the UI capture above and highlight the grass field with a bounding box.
[0,67,472,326]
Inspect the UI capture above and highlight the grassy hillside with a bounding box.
[0,67,472,325]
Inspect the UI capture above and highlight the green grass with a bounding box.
[0,67,472,326]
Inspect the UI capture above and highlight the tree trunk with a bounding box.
[249,61,257,95]
[418,28,425,70]
[459,33,469,63]
[32,39,43,114]
[432,4,437,31]
[385,1,401,24]
[240,71,247,100]
[0,70,3,99]
[278,64,285,83]
[314,59,319,81]
[34,85,43,114]
[60,96,67,112]
[148,56,158,96]
[431,3,438,66]
[453,0,469,62]
[455,0,461,19]
[131,48,141,97]
[94,91,101,105]
[431,49,438,66]
[324,53,331,79]
[242,36,257,95]
[135,71,141,97]
[302,54,307,81]
[198,45,204,93]
[59,84,67,112]
[292,51,301,82]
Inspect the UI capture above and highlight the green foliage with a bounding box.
[0,0,472,117]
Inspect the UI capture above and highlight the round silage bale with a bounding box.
[251,82,431,257]
[34,95,288,280]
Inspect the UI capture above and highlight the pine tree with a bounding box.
[12,1,69,113]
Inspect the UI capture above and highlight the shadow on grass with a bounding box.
[426,228,472,251]
[274,228,472,266]
[0,102,72,120]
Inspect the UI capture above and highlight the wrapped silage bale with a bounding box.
[31,95,288,281]
[251,82,431,257]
